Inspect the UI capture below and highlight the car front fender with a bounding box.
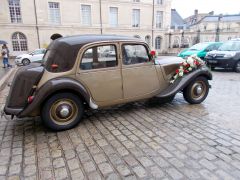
[18,77,95,117]
[157,66,212,98]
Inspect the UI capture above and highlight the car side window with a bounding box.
[206,45,215,52]
[33,50,42,55]
[122,44,150,65]
[80,45,117,70]
[214,44,221,50]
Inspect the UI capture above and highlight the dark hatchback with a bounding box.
[205,39,240,72]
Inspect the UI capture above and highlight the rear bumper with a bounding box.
[4,106,23,115]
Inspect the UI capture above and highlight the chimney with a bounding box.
[209,11,214,15]
[194,9,198,16]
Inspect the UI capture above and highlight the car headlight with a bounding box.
[224,52,236,58]
[16,57,22,59]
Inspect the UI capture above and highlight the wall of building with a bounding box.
[0,0,172,56]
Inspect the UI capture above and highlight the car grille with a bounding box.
[208,54,224,58]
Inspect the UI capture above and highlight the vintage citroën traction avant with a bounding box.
[3,35,212,131]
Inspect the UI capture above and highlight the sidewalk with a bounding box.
[0,58,16,91]
[0,59,15,79]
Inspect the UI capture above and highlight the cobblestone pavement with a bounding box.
[0,70,240,180]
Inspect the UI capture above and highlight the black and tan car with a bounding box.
[3,35,212,131]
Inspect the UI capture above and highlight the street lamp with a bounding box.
[215,14,223,42]
[180,30,185,48]
[168,29,173,48]
[196,29,201,44]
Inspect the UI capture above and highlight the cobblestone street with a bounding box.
[0,70,240,180]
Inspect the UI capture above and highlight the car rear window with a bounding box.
[44,41,80,72]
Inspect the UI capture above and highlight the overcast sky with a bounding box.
[172,0,240,18]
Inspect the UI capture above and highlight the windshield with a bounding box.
[218,41,240,51]
[29,51,34,55]
[189,43,210,51]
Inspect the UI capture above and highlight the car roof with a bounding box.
[34,48,46,50]
[57,35,143,46]
[194,42,222,47]
[230,38,240,41]
[205,42,222,44]
[45,35,145,73]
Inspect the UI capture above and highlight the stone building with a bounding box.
[0,0,172,56]
[168,10,240,54]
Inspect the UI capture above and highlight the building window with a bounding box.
[156,0,163,5]
[81,5,91,26]
[132,9,140,27]
[109,7,118,27]
[155,36,161,50]
[183,37,190,48]
[173,36,180,48]
[12,32,28,51]
[134,35,141,39]
[156,11,163,28]
[48,2,61,24]
[145,35,151,46]
[8,0,22,23]
[177,26,184,30]
[227,24,231,31]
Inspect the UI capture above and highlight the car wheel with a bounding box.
[183,76,209,104]
[41,93,84,131]
[234,61,240,73]
[22,58,30,66]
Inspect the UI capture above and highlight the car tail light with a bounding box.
[51,64,58,69]
[27,96,34,104]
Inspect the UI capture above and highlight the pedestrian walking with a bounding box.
[1,44,11,68]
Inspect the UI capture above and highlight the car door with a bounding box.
[76,43,123,103]
[121,43,160,99]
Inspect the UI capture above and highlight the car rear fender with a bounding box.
[18,77,96,117]
[156,67,212,98]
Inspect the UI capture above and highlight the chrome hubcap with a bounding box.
[50,99,78,125]
[60,106,70,118]
[195,86,203,95]
[191,81,207,101]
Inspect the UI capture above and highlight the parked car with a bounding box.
[205,39,240,72]
[102,49,116,57]
[178,42,223,59]
[4,35,212,131]
[15,48,46,66]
